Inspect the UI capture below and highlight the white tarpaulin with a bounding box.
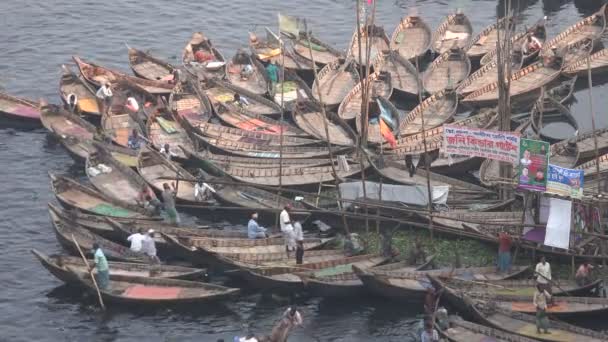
[338,181,449,208]
[544,198,572,249]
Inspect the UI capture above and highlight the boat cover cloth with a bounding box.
[338,181,449,208]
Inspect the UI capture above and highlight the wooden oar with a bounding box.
[534,271,572,297]
[71,234,105,310]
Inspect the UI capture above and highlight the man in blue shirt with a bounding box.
[247,212,267,239]
[90,243,110,289]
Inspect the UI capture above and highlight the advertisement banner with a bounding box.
[546,164,584,199]
[518,138,550,191]
[442,125,520,163]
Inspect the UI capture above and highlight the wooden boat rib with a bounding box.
[49,207,147,263]
[182,32,227,79]
[441,277,601,297]
[462,59,563,107]
[193,132,342,159]
[390,15,432,61]
[169,79,213,129]
[398,90,458,136]
[49,174,156,219]
[531,96,579,143]
[432,12,473,54]
[561,37,596,69]
[439,315,539,342]
[249,27,314,71]
[59,64,100,116]
[198,157,365,187]
[374,50,420,97]
[0,91,40,123]
[431,211,523,237]
[86,144,154,206]
[574,128,608,161]
[177,235,328,250]
[292,99,356,147]
[237,254,388,291]
[356,96,405,145]
[205,78,283,117]
[337,70,393,121]
[577,152,608,178]
[431,276,608,342]
[457,50,523,95]
[348,24,390,64]
[540,4,607,57]
[73,56,173,95]
[480,18,547,66]
[197,122,318,147]
[564,47,608,76]
[423,47,471,94]
[147,109,195,161]
[70,269,239,305]
[312,58,360,107]
[225,49,270,96]
[32,249,206,283]
[292,32,343,66]
[128,47,175,81]
[137,147,207,205]
[466,17,513,59]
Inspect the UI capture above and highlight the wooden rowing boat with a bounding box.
[432,11,473,54]
[86,144,154,206]
[531,96,579,143]
[561,37,596,69]
[205,78,282,118]
[49,174,157,219]
[292,99,356,147]
[439,315,538,342]
[169,78,213,129]
[337,70,393,121]
[146,109,195,161]
[137,147,211,205]
[398,90,458,136]
[440,277,601,297]
[59,64,100,116]
[32,249,206,284]
[300,255,434,297]
[225,49,270,96]
[430,211,523,237]
[249,27,314,72]
[356,96,405,145]
[0,91,40,124]
[292,32,343,66]
[457,49,524,95]
[272,69,314,111]
[73,56,173,95]
[49,207,147,263]
[40,102,96,141]
[354,265,529,300]
[182,32,227,80]
[236,253,389,292]
[480,18,547,66]
[196,157,365,187]
[423,47,470,94]
[467,17,514,61]
[101,81,151,147]
[462,57,563,108]
[540,4,608,57]
[69,269,239,305]
[197,121,318,147]
[373,50,420,98]
[574,128,608,162]
[390,15,432,61]
[564,47,608,76]
[348,24,390,64]
[432,276,608,342]
[128,47,175,81]
[311,58,360,107]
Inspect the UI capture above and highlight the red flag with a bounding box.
[380,118,397,148]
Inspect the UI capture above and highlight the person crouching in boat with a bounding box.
[280,205,295,257]
[90,243,110,290]
[248,212,268,239]
[523,35,542,55]
[128,129,143,150]
[534,283,551,334]
[142,229,161,276]
[162,183,180,225]
[575,261,595,286]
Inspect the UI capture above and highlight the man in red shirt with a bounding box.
[498,230,512,273]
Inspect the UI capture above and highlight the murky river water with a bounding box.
[1,0,607,340]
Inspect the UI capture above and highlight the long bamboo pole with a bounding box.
[71,235,105,310]
[277,24,287,226]
[303,19,351,235]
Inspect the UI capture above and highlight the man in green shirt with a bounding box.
[265,61,279,84]
[90,243,110,289]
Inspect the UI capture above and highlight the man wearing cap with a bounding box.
[248,212,267,239]
[142,229,160,276]
[280,204,295,257]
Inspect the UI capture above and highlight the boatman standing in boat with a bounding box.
[265,61,279,86]
[95,82,112,115]
[248,212,267,239]
[280,205,295,257]
[533,283,551,334]
[127,228,145,252]
[162,183,180,225]
[535,256,553,304]
[497,230,512,273]
[142,229,160,275]
[89,243,109,290]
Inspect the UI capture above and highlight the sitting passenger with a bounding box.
[247,212,267,239]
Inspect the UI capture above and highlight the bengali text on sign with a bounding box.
[442,125,521,164]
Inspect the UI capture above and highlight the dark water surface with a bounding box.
[1,0,608,341]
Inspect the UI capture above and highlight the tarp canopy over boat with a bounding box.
[338,181,449,208]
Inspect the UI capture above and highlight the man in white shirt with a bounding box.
[127,228,145,252]
[535,256,553,304]
[160,143,177,160]
[280,205,295,257]
[95,82,112,114]
[142,229,160,275]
